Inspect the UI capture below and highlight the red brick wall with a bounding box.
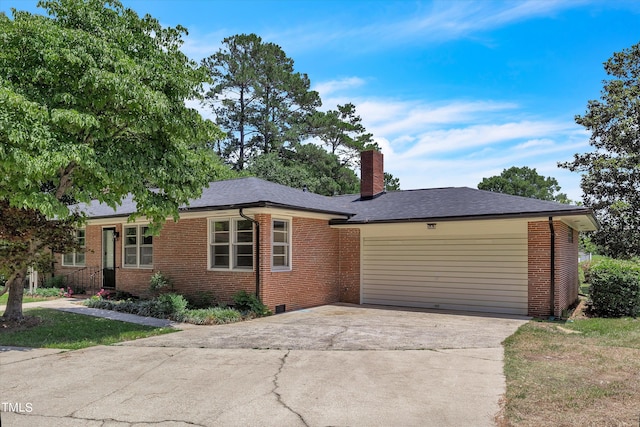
[56,215,343,311]
[259,215,341,311]
[338,228,360,304]
[555,222,579,315]
[528,220,579,317]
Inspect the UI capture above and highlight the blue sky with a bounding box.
[4,0,640,201]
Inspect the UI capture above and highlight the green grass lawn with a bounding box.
[0,308,176,350]
[501,314,640,426]
[0,293,59,304]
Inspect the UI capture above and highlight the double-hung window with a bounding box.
[272,219,291,270]
[210,219,254,270]
[124,225,153,268]
[62,229,86,267]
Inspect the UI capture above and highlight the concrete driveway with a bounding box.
[1,303,528,427]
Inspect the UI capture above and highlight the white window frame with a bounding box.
[62,229,86,267]
[271,218,292,272]
[123,225,153,268]
[209,218,255,271]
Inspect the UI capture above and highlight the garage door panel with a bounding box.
[362,277,528,291]
[361,234,528,315]
[363,264,526,276]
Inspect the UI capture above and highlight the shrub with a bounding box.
[232,290,272,317]
[149,271,172,293]
[185,291,216,309]
[43,275,66,288]
[588,258,640,317]
[84,298,116,311]
[27,287,64,297]
[182,307,243,325]
[154,293,188,320]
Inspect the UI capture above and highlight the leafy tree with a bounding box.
[561,42,640,259]
[478,166,570,203]
[247,144,359,196]
[0,0,227,320]
[308,103,373,168]
[203,34,321,170]
[384,172,401,191]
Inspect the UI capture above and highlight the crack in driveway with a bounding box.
[272,350,309,426]
[67,348,188,420]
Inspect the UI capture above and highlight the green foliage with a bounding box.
[588,258,640,318]
[184,291,216,309]
[29,287,65,298]
[384,172,401,191]
[154,293,188,319]
[83,293,242,325]
[308,103,373,169]
[560,42,640,259]
[203,33,320,170]
[149,271,172,293]
[232,290,272,316]
[43,275,66,289]
[182,307,242,325]
[247,142,362,196]
[0,0,228,319]
[478,166,570,202]
[85,293,188,320]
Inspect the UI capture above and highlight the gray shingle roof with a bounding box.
[77,177,351,219]
[78,177,594,226]
[333,187,594,224]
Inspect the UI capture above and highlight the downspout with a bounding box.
[239,209,260,299]
[548,217,556,319]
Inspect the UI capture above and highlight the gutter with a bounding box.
[549,216,556,319]
[239,208,260,299]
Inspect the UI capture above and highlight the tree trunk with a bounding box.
[2,268,27,321]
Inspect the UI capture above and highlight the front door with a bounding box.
[102,228,116,289]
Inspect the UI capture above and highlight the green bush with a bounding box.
[29,287,64,297]
[84,294,188,320]
[43,275,66,288]
[185,291,216,309]
[149,271,172,293]
[232,290,272,317]
[588,258,640,317]
[154,293,188,319]
[182,307,243,325]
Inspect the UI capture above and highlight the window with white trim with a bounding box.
[272,219,291,270]
[124,225,153,268]
[62,229,86,267]
[210,219,254,270]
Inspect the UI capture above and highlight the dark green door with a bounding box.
[102,228,116,288]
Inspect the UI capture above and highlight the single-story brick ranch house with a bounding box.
[56,150,598,317]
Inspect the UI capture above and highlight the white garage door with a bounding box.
[361,234,528,315]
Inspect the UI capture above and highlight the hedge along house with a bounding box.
[56,150,598,317]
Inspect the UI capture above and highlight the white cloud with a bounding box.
[313,77,366,98]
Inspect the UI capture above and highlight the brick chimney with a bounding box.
[360,150,384,199]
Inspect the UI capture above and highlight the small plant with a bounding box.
[149,271,172,293]
[96,288,111,299]
[232,290,272,317]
